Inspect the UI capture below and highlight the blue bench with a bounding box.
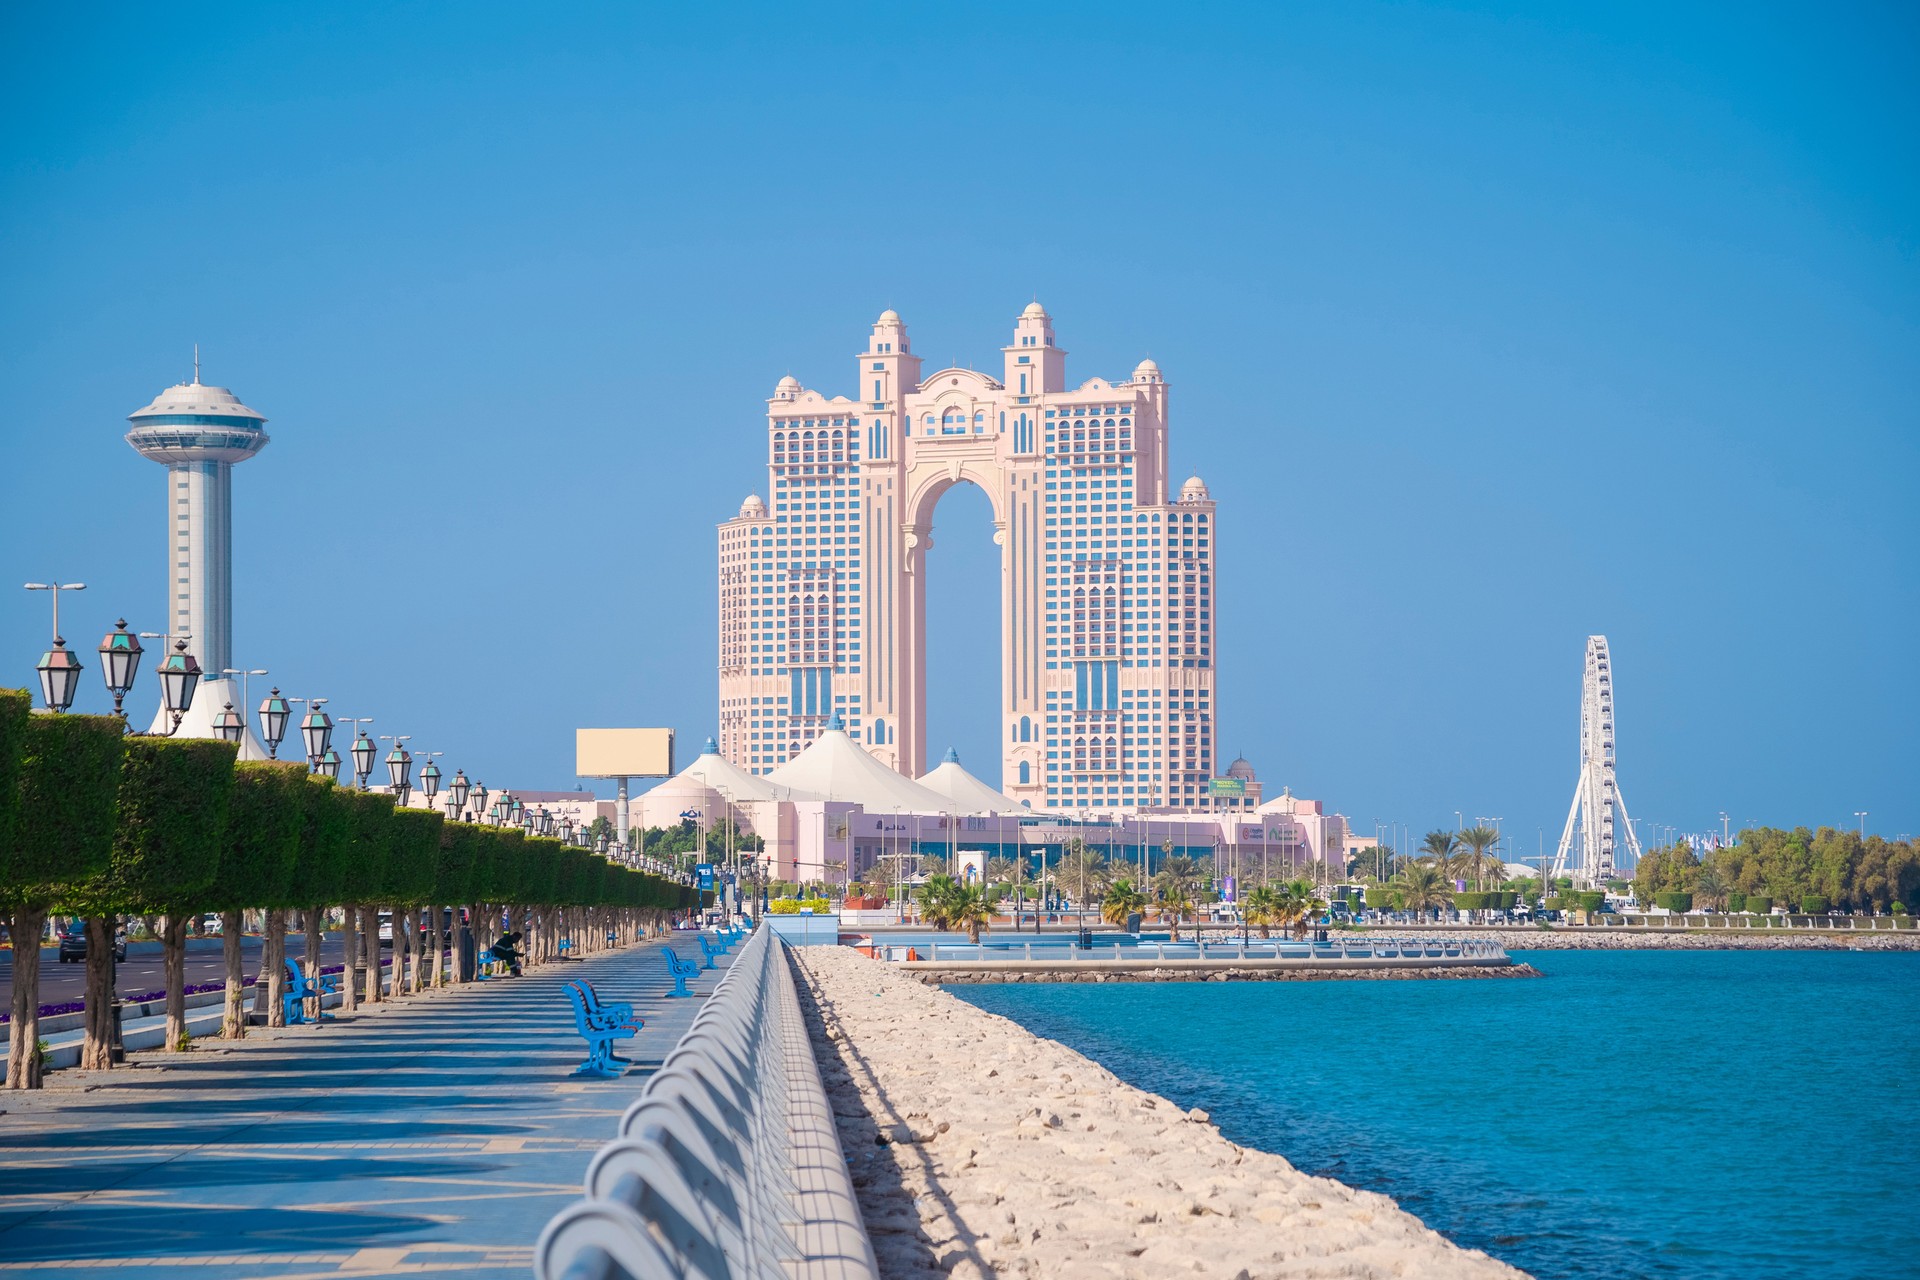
[564,982,640,1078]
[282,959,338,1025]
[696,935,725,970]
[661,947,701,997]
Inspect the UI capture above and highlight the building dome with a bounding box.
[1226,756,1256,781]
[1179,475,1209,502]
[129,379,266,424]
[1021,301,1047,318]
[739,493,767,518]
[774,374,800,397]
[1132,357,1162,381]
[877,309,902,324]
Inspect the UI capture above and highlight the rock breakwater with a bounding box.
[913,962,1544,985]
[1388,928,1919,951]
[794,944,1527,1279]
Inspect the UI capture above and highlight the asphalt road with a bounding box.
[1,935,356,1008]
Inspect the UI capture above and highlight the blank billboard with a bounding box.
[576,728,674,778]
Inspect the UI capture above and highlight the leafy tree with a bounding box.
[3,706,124,1088]
[210,762,305,1038]
[1393,864,1454,919]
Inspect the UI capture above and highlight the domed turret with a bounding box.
[877,308,901,324]
[773,374,800,401]
[739,493,767,518]
[1021,300,1047,319]
[1227,756,1255,781]
[1179,475,1210,502]
[1132,357,1162,383]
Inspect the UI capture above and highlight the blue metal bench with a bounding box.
[661,947,700,997]
[696,935,725,970]
[282,959,338,1025]
[564,982,639,1078]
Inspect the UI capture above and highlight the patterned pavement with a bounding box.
[0,935,732,1277]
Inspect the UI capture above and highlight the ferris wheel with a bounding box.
[1552,635,1642,885]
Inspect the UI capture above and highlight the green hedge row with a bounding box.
[0,702,693,916]
[1655,891,1694,912]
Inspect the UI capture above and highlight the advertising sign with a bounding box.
[1208,777,1246,798]
[576,728,675,778]
[696,863,715,891]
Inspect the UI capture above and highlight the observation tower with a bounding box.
[125,354,270,749]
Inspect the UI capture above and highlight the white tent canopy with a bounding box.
[765,721,950,811]
[918,747,1027,815]
[678,737,817,803]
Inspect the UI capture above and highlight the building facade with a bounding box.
[718,304,1219,812]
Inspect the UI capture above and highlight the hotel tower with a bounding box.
[718,304,1218,811]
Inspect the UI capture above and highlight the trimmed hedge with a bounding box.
[1655,891,1693,913]
[1727,892,1746,913]
[1577,891,1606,913]
[4,714,125,912]
[1364,887,1394,910]
[338,790,396,901]
[1454,891,1492,911]
[290,777,352,907]
[1800,895,1828,914]
[0,690,27,888]
[210,762,306,912]
[1747,896,1773,915]
[86,737,236,915]
[383,808,443,904]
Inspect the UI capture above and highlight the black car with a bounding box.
[56,924,127,963]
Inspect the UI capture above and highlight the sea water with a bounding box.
[953,949,1917,1279]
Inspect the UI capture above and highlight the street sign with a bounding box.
[696,863,715,891]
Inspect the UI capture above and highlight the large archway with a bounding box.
[919,479,1002,788]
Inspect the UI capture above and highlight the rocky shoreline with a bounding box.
[1381,928,1920,951]
[913,962,1543,985]
[794,944,1527,1279]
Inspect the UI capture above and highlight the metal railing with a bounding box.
[535,926,878,1280]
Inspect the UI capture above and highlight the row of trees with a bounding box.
[0,691,696,1088]
[1634,828,1918,915]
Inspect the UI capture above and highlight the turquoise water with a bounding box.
[952,950,1918,1279]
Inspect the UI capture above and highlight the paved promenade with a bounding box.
[0,935,730,1278]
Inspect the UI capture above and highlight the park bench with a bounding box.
[564,981,640,1078]
[282,959,338,1025]
[661,947,701,998]
[696,934,725,970]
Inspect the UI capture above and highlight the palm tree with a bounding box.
[1102,879,1147,928]
[950,886,992,943]
[1393,864,1454,920]
[1277,879,1327,938]
[1158,887,1194,942]
[1153,854,1206,901]
[1694,867,1730,912]
[1242,885,1281,938]
[1457,825,1500,890]
[1055,839,1112,906]
[918,874,961,930]
[1421,829,1461,874]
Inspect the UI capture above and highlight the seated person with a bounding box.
[488,930,524,976]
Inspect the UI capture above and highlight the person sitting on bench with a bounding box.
[488,931,524,976]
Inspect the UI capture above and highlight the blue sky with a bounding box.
[3,1,1915,851]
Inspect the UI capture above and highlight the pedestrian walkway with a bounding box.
[0,934,733,1278]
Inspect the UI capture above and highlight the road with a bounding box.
[1,935,356,1008]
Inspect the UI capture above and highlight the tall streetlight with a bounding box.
[345,722,376,788]
[1855,811,1868,838]
[470,781,489,823]
[25,582,87,713]
[97,620,143,717]
[417,751,443,804]
[223,668,269,751]
[211,702,246,743]
[447,769,471,820]
[153,640,203,735]
[293,698,332,769]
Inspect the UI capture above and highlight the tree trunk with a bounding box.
[6,908,46,1089]
[399,906,416,995]
[340,906,360,1012]
[80,916,117,1071]
[221,910,246,1039]
[432,906,447,987]
[304,907,324,1022]
[264,908,286,1028]
[163,913,189,1051]
[363,907,381,1004]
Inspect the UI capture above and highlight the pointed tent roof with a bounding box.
[765,719,950,811]
[675,736,817,803]
[918,747,1026,815]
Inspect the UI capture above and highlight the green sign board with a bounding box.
[1207,777,1246,798]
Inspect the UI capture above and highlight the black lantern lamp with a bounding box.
[536,806,553,837]
[316,747,342,780]
[447,770,470,817]
[35,637,84,714]
[97,620,142,716]
[350,732,376,787]
[300,703,333,766]
[596,832,610,855]
[385,743,412,790]
[560,815,575,842]
[258,688,291,758]
[155,640,202,733]
[212,702,246,744]
[471,781,488,820]
[419,758,442,799]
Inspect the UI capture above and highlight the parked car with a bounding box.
[377,911,393,947]
[56,922,127,963]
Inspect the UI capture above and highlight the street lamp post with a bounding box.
[255,686,292,759]
[24,582,87,714]
[293,698,332,769]
[447,770,471,820]
[97,620,143,717]
[154,640,203,734]
[211,702,246,743]
[346,723,376,788]
[380,735,413,806]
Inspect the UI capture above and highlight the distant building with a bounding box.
[718,304,1220,812]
